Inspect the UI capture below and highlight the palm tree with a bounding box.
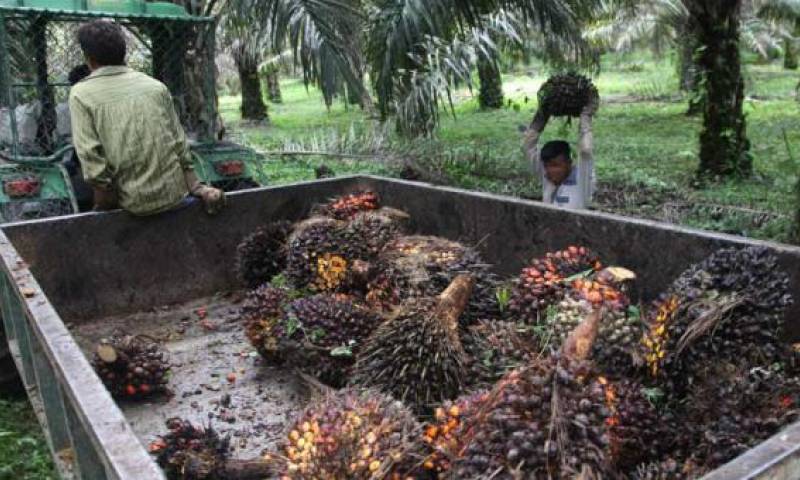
[794,176,800,244]
[221,0,271,121]
[165,0,225,138]
[248,0,596,135]
[687,0,752,178]
[587,0,753,177]
[756,0,800,69]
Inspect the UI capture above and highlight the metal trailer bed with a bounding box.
[1,175,800,480]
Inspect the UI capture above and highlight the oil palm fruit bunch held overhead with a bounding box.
[537,72,599,118]
[92,332,172,399]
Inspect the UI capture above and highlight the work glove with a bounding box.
[184,170,226,215]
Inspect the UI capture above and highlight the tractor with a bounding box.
[0,0,267,222]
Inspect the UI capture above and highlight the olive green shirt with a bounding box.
[69,66,193,215]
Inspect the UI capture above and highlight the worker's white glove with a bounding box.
[582,91,600,118]
[184,170,226,215]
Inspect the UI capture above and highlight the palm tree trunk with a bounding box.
[237,59,268,121]
[690,0,752,178]
[677,19,703,116]
[265,70,282,103]
[478,58,504,109]
[794,174,800,244]
[784,20,800,70]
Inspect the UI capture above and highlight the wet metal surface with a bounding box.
[70,294,308,460]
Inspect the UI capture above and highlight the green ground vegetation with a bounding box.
[0,399,57,479]
[224,51,800,242]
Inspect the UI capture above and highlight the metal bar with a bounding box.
[0,13,20,157]
[12,82,71,87]
[0,272,18,345]
[8,281,35,387]
[64,397,108,480]
[30,322,72,457]
[0,13,10,107]
[0,230,165,480]
[203,21,217,142]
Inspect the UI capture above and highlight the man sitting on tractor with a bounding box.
[69,20,225,215]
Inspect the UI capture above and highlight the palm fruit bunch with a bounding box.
[461,320,539,390]
[641,246,792,395]
[678,363,800,473]
[351,276,474,415]
[315,191,380,220]
[285,210,407,294]
[537,72,599,117]
[420,392,485,474]
[235,221,291,288]
[266,294,384,387]
[284,217,355,291]
[597,376,677,474]
[509,245,603,324]
[268,389,423,479]
[542,296,641,375]
[442,356,613,479]
[240,284,291,358]
[571,266,632,311]
[369,236,498,325]
[347,208,409,258]
[150,418,229,480]
[92,333,171,399]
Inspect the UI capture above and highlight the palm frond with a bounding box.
[392,14,521,136]
[249,0,365,107]
[756,0,800,22]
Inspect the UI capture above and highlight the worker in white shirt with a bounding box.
[523,96,597,209]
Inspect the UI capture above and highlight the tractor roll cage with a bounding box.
[0,2,218,163]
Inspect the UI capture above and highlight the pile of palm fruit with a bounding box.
[91,332,172,399]
[150,191,799,480]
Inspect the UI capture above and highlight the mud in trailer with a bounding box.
[1,175,800,479]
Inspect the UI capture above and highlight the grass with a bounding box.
[0,399,57,480]
[222,51,800,243]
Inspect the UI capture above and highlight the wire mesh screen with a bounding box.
[0,12,218,159]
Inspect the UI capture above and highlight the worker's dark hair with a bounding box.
[68,64,91,86]
[77,20,126,67]
[540,140,571,165]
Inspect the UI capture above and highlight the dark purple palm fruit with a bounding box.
[268,294,384,387]
[351,276,474,415]
[240,285,290,359]
[235,221,291,288]
[642,246,793,398]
